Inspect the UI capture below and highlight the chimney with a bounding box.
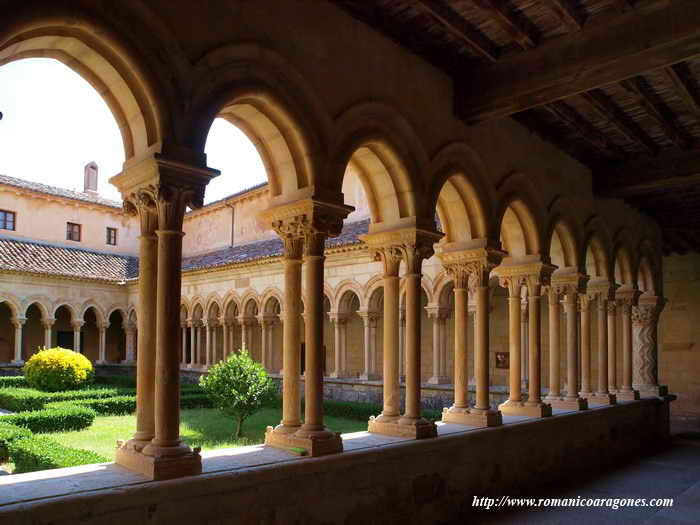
[84,162,98,195]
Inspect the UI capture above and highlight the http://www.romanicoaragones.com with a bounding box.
[472,496,674,511]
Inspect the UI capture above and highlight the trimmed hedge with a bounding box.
[45,393,213,416]
[3,405,96,433]
[0,376,28,389]
[0,387,121,412]
[0,422,32,461]
[8,435,108,473]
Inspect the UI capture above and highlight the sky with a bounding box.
[0,58,267,204]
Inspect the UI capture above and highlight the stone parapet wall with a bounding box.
[0,398,673,524]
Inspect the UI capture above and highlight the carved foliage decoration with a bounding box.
[632,303,664,388]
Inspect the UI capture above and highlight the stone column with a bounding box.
[520,297,529,390]
[398,235,438,438]
[180,325,187,365]
[212,321,218,364]
[188,321,196,367]
[589,290,616,405]
[441,254,502,428]
[607,301,618,393]
[544,287,562,403]
[264,200,350,457]
[113,155,216,479]
[124,322,136,364]
[258,316,274,370]
[579,295,592,398]
[563,291,586,409]
[239,317,251,351]
[220,317,229,362]
[204,320,212,367]
[42,318,54,349]
[632,297,667,397]
[97,321,109,364]
[11,317,25,364]
[329,313,349,378]
[617,291,641,400]
[359,311,379,380]
[427,306,449,384]
[497,263,553,418]
[399,308,406,380]
[71,320,84,354]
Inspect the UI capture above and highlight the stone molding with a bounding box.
[361,227,443,277]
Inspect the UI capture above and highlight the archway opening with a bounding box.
[0,302,14,362]
[106,310,126,363]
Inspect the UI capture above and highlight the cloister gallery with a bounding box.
[1,1,699,523]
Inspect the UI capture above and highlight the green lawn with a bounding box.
[51,408,368,459]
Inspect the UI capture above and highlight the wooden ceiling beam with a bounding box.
[620,77,693,150]
[458,0,700,123]
[414,0,499,62]
[663,63,700,120]
[594,148,700,196]
[471,0,537,49]
[580,90,659,155]
[544,101,627,159]
[541,0,585,31]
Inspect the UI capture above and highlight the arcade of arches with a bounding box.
[0,1,693,522]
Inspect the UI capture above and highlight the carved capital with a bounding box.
[425,305,449,320]
[438,247,503,291]
[632,301,665,325]
[71,320,85,330]
[495,259,555,298]
[361,227,442,277]
[578,293,590,313]
[11,317,26,329]
[41,318,55,329]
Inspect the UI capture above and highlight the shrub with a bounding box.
[95,375,136,388]
[0,422,32,461]
[199,350,277,438]
[3,405,96,433]
[0,376,27,389]
[9,435,108,473]
[24,348,95,392]
[0,387,121,412]
[45,393,213,416]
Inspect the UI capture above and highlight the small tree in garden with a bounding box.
[199,349,276,438]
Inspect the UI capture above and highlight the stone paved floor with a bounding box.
[470,437,700,524]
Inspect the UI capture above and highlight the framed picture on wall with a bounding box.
[496,352,509,369]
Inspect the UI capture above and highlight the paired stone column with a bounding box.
[632,296,667,397]
[11,317,25,364]
[578,294,592,398]
[42,318,54,349]
[585,285,616,405]
[97,321,109,364]
[358,311,380,380]
[399,308,406,380]
[220,317,229,362]
[440,247,503,427]
[607,301,618,393]
[365,227,441,439]
[71,320,84,353]
[124,322,136,364]
[497,261,554,418]
[187,320,196,367]
[258,316,275,370]
[329,312,349,378]
[264,199,351,456]
[520,298,529,390]
[113,154,217,479]
[426,306,449,384]
[546,274,588,411]
[203,320,212,367]
[616,288,641,400]
[181,324,187,366]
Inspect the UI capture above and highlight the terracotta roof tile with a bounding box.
[0,174,122,209]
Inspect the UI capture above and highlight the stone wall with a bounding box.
[0,398,672,524]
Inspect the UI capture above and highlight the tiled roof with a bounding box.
[182,219,370,272]
[0,174,122,209]
[0,219,370,281]
[0,235,137,281]
[191,182,268,213]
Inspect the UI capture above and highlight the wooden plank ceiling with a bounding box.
[331,0,700,255]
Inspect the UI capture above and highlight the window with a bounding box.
[106,227,117,246]
[0,210,16,231]
[66,222,81,242]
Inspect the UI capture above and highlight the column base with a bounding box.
[441,406,502,427]
[368,414,437,439]
[427,376,451,385]
[264,425,342,457]
[330,371,352,379]
[636,385,669,398]
[11,360,24,365]
[498,400,552,418]
[115,444,201,481]
[615,389,641,401]
[359,372,381,381]
[583,393,617,405]
[95,360,107,365]
[548,397,588,411]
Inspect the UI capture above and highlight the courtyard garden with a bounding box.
[0,348,442,475]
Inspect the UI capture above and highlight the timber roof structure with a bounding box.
[332,0,700,254]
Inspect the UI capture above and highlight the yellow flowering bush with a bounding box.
[23,348,95,392]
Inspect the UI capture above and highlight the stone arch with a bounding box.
[21,297,51,320]
[545,201,583,271]
[636,239,660,296]
[495,174,546,258]
[105,306,127,325]
[242,295,260,317]
[223,293,241,320]
[333,280,365,311]
[79,302,106,324]
[187,43,332,201]
[0,8,167,160]
[329,101,428,224]
[583,217,614,280]
[262,294,282,315]
[613,230,636,287]
[433,272,455,307]
[51,302,77,321]
[428,142,495,243]
[191,300,204,322]
[204,293,223,319]
[0,293,21,318]
[337,288,362,315]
